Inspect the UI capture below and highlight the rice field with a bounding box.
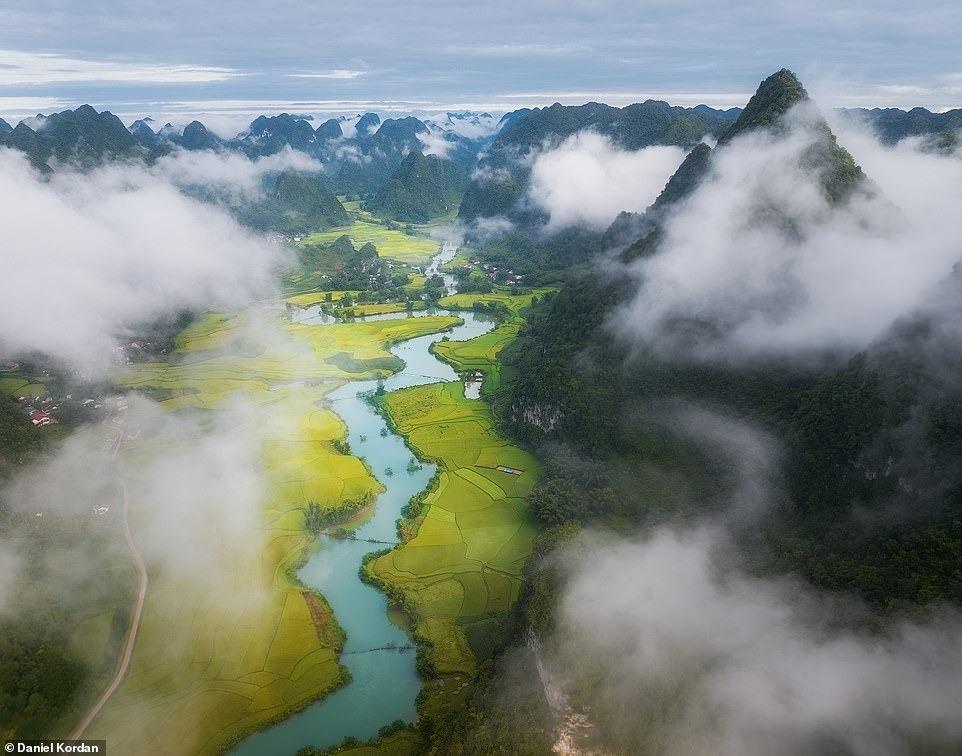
[285,291,360,308]
[347,302,425,317]
[437,288,553,315]
[369,381,537,717]
[298,221,440,266]
[121,310,461,410]
[86,306,462,754]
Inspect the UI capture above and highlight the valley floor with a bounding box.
[65,254,543,753]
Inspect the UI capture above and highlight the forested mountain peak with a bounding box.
[128,118,159,147]
[241,113,316,153]
[354,112,381,135]
[458,98,739,222]
[370,116,428,143]
[314,118,343,140]
[0,104,138,168]
[718,68,808,144]
[616,70,864,261]
[369,147,467,222]
[179,120,222,151]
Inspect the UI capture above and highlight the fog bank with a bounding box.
[0,149,289,373]
[615,105,962,361]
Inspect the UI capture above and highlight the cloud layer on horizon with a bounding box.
[2,1,962,118]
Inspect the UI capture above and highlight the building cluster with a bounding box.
[470,259,525,286]
[15,391,114,428]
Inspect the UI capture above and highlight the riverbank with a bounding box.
[232,297,498,753]
[81,305,460,754]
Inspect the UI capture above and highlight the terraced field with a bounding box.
[368,380,538,719]
[86,306,461,754]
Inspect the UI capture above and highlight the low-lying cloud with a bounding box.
[1,393,277,628]
[527,131,684,229]
[151,146,322,202]
[418,130,454,159]
[615,104,962,361]
[553,526,962,756]
[537,407,962,756]
[0,148,290,373]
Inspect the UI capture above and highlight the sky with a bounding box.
[1,0,962,125]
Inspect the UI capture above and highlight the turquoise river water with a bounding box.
[233,245,492,754]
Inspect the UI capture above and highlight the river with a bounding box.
[233,243,491,754]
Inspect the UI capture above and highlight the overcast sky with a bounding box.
[2,0,961,123]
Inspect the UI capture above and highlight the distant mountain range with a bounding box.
[442,68,962,755]
[842,106,962,145]
[458,100,742,223]
[1,97,958,231]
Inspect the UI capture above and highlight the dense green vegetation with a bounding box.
[482,70,960,613]
[458,99,739,223]
[423,69,962,754]
[495,269,962,608]
[243,171,349,233]
[0,395,44,475]
[294,235,391,290]
[369,150,466,223]
[845,105,962,144]
[0,104,140,171]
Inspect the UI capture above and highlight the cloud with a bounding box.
[425,112,501,140]
[2,394,277,619]
[0,545,19,616]
[0,49,238,85]
[470,164,514,184]
[614,104,962,361]
[551,525,962,756]
[418,130,453,158]
[533,407,962,755]
[499,90,752,109]
[288,69,366,80]
[151,146,323,201]
[333,141,370,163]
[0,96,70,121]
[0,149,289,373]
[449,43,589,58]
[527,131,685,229]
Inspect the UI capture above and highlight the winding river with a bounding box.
[233,244,493,754]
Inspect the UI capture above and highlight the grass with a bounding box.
[0,373,50,399]
[402,275,426,294]
[87,304,462,754]
[368,381,537,718]
[298,220,439,266]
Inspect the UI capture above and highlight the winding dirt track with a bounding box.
[69,433,148,740]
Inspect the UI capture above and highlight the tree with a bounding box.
[304,500,325,536]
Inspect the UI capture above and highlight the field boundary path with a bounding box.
[69,431,148,740]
